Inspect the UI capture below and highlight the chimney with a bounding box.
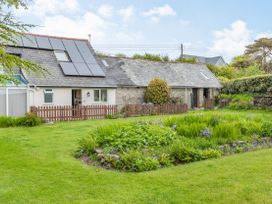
[180,44,184,59]
[88,34,91,43]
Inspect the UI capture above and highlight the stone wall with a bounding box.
[116,87,192,110]
[116,87,146,110]
[253,96,272,107]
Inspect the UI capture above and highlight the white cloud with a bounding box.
[256,32,272,39]
[16,0,79,18]
[98,4,114,18]
[118,6,134,22]
[143,4,176,22]
[209,20,251,60]
[33,12,111,42]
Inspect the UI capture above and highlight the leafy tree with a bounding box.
[245,38,272,73]
[230,55,254,69]
[0,0,48,84]
[207,64,236,80]
[144,77,171,105]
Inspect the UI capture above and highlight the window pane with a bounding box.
[54,51,70,62]
[94,90,100,102]
[101,90,107,102]
[44,93,53,103]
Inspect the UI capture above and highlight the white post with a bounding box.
[6,88,9,116]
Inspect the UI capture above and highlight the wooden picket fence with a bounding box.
[30,105,117,122]
[124,103,188,117]
[204,99,215,109]
[219,98,231,108]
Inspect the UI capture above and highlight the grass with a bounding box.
[0,110,272,203]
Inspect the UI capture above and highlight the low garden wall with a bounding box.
[253,96,272,107]
[124,103,188,117]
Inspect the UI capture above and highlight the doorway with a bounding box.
[191,88,198,108]
[72,89,82,106]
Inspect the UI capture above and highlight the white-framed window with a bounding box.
[94,89,107,102]
[44,89,54,104]
[54,50,70,62]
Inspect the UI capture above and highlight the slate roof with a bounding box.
[100,57,222,88]
[6,33,221,88]
[182,54,226,66]
[6,33,117,88]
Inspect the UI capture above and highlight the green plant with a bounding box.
[144,77,172,105]
[133,53,163,62]
[0,116,16,127]
[158,153,173,167]
[213,123,241,144]
[75,133,97,157]
[222,74,272,95]
[16,113,42,127]
[228,94,254,110]
[261,121,272,137]
[96,121,176,151]
[170,140,202,163]
[175,57,197,64]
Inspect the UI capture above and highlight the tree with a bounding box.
[245,38,272,73]
[0,0,48,84]
[144,77,171,105]
[230,55,254,69]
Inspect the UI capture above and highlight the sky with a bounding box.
[14,0,272,62]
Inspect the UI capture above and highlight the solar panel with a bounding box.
[87,63,105,76]
[74,63,93,76]
[22,35,38,48]
[62,40,84,63]
[75,41,97,64]
[49,38,65,50]
[60,62,79,75]
[36,36,52,49]
[12,35,23,46]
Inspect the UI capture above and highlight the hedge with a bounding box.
[222,74,272,95]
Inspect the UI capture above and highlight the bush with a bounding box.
[144,77,172,105]
[171,140,201,163]
[96,121,176,151]
[16,113,42,127]
[261,122,272,137]
[213,123,241,144]
[170,140,221,163]
[228,94,253,110]
[0,113,41,128]
[222,74,272,95]
[133,53,163,62]
[75,133,98,157]
[0,116,16,127]
[116,150,160,172]
[175,57,197,64]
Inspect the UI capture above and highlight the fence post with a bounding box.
[30,106,37,116]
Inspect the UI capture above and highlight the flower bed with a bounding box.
[75,112,272,172]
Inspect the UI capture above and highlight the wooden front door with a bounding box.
[191,88,198,108]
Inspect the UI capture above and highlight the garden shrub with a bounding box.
[144,77,172,105]
[75,133,98,157]
[213,123,241,144]
[0,114,41,128]
[171,140,201,163]
[228,94,253,110]
[16,113,42,127]
[261,122,272,137]
[96,121,176,151]
[0,116,16,127]
[115,150,160,172]
[222,74,272,95]
[77,112,272,172]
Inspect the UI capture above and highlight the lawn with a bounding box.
[0,110,272,203]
